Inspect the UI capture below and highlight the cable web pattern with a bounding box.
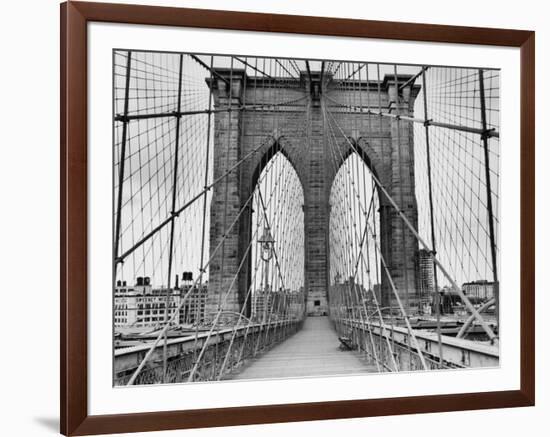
[113,51,500,385]
[414,67,500,290]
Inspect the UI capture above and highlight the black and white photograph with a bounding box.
[2,0,546,435]
[112,51,500,386]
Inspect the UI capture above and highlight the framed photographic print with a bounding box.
[60,1,535,435]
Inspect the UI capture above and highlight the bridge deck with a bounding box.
[231,316,377,380]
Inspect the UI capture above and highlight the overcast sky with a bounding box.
[113,50,500,293]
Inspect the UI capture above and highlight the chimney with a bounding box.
[182,271,193,282]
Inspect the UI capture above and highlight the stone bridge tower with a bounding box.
[206,68,421,319]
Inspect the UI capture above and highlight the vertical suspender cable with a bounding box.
[478,69,499,337]
[114,51,132,269]
[421,67,444,367]
[163,53,184,383]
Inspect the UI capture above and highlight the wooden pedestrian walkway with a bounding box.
[232,316,377,380]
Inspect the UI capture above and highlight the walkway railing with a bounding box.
[115,319,303,385]
[325,62,500,371]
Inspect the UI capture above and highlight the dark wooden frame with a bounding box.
[60,1,535,435]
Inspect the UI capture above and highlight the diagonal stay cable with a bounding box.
[323,102,398,371]
[116,132,280,263]
[125,140,288,385]
[323,102,496,340]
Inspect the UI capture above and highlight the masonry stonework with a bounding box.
[206,69,421,319]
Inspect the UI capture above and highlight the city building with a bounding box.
[416,249,435,303]
[252,288,303,322]
[178,282,208,325]
[114,275,207,330]
[252,288,277,322]
[329,276,371,316]
[287,291,305,320]
[462,280,495,301]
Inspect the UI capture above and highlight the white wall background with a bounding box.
[0,0,546,436]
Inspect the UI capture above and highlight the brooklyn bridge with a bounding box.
[112,51,500,385]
